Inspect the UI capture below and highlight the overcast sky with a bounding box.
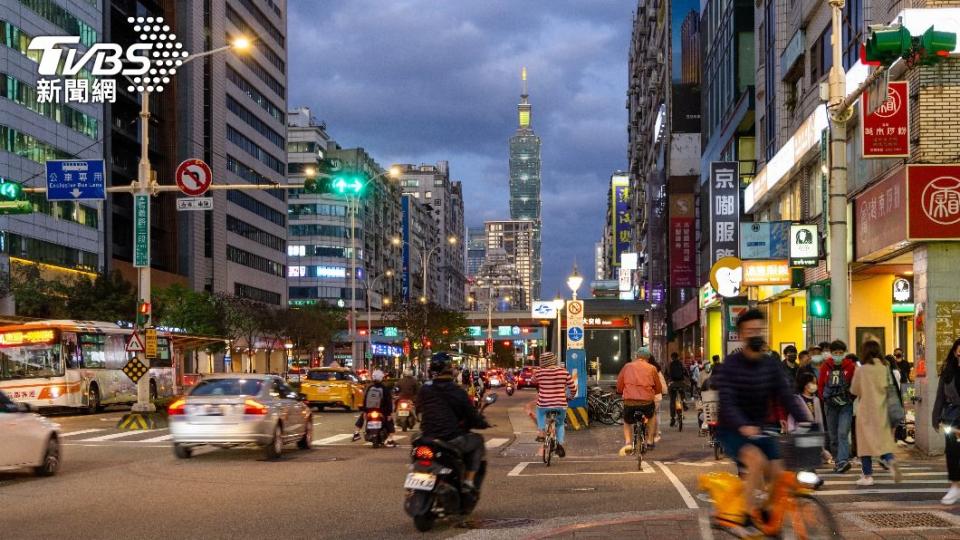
[288,1,632,299]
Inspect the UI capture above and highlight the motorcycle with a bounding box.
[403,393,498,532]
[364,409,387,448]
[396,398,417,432]
[505,379,516,396]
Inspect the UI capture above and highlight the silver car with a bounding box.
[0,390,61,476]
[168,374,313,460]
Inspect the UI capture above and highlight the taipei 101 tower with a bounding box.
[508,67,542,301]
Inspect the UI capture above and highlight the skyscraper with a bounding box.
[466,226,486,278]
[508,67,541,301]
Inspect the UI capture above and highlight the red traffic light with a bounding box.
[138,302,151,315]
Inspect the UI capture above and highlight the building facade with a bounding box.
[0,0,105,306]
[508,68,542,301]
[484,219,534,309]
[468,247,524,313]
[466,225,486,279]
[400,193,438,304]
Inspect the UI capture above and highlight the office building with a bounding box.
[395,161,465,309]
[468,247,524,312]
[484,219,534,309]
[0,0,105,308]
[680,9,701,85]
[400,193,438,304]
[508,67,541,301]
[466,226,486,278]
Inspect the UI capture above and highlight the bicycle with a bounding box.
[542,410,559,467]
[699,431,840,539]
[628,409,649,470]
[673,389,685,432]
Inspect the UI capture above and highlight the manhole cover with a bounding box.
[844,511,960,531]
[458,518,539,530]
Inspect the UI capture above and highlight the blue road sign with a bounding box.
[567,327,584,342]
[46,160,106,201]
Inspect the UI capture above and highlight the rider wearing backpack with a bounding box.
[667,353,689,427]
[352,370,397,447]
[818,340,856,473]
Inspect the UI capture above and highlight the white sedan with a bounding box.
[0,390,61,476]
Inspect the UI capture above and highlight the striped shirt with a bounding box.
[533,367,577,408]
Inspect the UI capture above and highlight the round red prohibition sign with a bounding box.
[568,302,583,315]
[176,159,213,196]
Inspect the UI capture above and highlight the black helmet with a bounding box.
[429,352,453,375]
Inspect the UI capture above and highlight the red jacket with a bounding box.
[817,358,857,400]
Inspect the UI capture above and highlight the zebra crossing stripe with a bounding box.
[312,434,354,446]
[81,430,157,442]
[60,429,106,438]
[134,433,173,443]
[485,438,509,449]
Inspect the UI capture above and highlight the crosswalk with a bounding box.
[811,460,950,497]
[59,427,513,451]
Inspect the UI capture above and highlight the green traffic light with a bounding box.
[0,180,22,201]
[332,175,364,195]
[865,26,912,65]
[0,200,33,215]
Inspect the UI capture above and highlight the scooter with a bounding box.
[364,409,387,448]
[403,393,497,532]
[396,398,417,432]
[505,379,516,396]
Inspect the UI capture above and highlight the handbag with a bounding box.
[885,368,906,426]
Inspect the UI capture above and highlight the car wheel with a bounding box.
[265,423,283,460]
[316,405,325,412]
[34,436,60,477]
[85,385,101,415]
[297,417,313,450]
[174,444,192,459]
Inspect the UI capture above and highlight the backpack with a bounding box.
[824,364,851,406]
[365,385,384,410]
[669,360,685,382]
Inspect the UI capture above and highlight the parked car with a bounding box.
[168,374,312,460]
[0,390,61,476]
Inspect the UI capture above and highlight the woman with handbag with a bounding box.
[932,338,960,505]
[850,340,902,486]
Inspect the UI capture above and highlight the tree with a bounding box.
[9,264,67,318]
[258,307,287,374]
[385,301,468,360]
[284,304,345,366]
[62,271,137,322]
[221,296,263,372]
[153,284,226,340]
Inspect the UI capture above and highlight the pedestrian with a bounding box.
[886,354,909,446]
[797,350,816,382]
[793,371,831,464]
[894,348,911,384]
[649,358,668,445]
[819,339,856,473]
[690,360,702,398]
[850,340,902,486]
[782,345,799,384]
[932,337,960,505]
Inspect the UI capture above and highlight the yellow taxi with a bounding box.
[299,368,365,411]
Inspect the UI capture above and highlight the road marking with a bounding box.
[654,460,699,509]
[134,434,173,443]
[817,488,949,496]
[506,460,654,477]
[60,428,106,438]
[81,430,156,442]
[485,438,509,449]
[825,479,947,485]
[818,471,943,478]
[312,434,354,446]
[507,462,529,477]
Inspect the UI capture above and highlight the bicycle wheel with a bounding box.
[634,425,645,470]
[788,495,841,539]
[608,400,624,425]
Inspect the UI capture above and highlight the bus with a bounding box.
[0,320,176,412]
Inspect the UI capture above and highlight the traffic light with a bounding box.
[0,180,22,200]
[808,283,831,319]
[331,175,365,196]
[0,180,31,215]
[302,175,332,194]
[864,25,912,65]
[918,26,957,64]
[136,301,151,327]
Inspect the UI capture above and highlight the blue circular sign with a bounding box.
[567,327,584,342]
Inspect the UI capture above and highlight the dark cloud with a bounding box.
[288,1,631,296]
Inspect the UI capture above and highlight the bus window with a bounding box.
[63,332,81,369]
[152,337,172,368]
[0,343,63,379]
[79,334,106,369]
[105,335,128,370]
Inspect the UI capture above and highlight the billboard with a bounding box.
[610,175,631,266]
[862,81,910,158]
[669,193,696,287]
[709,162,740,264]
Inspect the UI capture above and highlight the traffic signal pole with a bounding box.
[133,90,154,412]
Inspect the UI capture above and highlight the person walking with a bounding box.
[649,358,668,446]
[894,348,911,384]
[849,341,902,486]
[782,345,799,384]
[819,340,856,473]
[932,338,960,505]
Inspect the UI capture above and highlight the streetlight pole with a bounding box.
[363,270,393,370]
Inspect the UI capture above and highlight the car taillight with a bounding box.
[168,398,186,416]
[243,399,268,415]
[414,445,434,461]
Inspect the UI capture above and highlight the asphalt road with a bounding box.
[0,389,953,539]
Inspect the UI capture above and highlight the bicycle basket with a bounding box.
[781,431,826,470]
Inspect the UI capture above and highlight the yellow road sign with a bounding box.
[145,328,157,359]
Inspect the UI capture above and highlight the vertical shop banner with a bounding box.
[669,193,696,287]
[907,165,960,240]
[709,162,740,264]
[610,175,631,267]
[862,81,910,158]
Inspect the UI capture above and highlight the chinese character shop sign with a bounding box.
[854,167,906,260]
[610,175,631,267]
[669,193,696,287]
[710,162,740,265]
[862,81,909,158]
[908,165,960,240]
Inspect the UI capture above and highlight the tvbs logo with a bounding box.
[28,16,187,104]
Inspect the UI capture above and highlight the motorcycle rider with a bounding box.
[397,368,420,401]
[416,352,490,492]
[351,369,398,447]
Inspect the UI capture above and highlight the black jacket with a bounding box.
[717,351,811,429]
[416,376,486,440]
[397,376,420,399]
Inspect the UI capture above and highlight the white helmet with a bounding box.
[372,369,385,382]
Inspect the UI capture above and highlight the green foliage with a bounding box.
[284,304,345,360]
[384,301,468,357]
[10,267,136,321]
[153,284,226,338]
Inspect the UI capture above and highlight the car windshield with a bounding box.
[307,370,356,382]
[0,343,64,380]
[190,378,263,396]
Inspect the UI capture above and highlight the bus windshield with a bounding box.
[0,343,64,380]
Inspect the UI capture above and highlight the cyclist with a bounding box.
[667,352,688,427]
[532,352,577,458]
[616,347,663,456]
[715,309,811,524]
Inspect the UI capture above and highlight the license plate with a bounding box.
[201,405,223,416]
[404,473,436,491]
[366,421,382,429]
[317,385,329,392]
[398,410,410,417]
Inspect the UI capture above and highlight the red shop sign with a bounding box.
[854,166,907,261]
[862,81,910,158]
[669,194,696,287]
[908,165,960,240]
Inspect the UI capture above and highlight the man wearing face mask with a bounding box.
[781,345,799,384]
[796,350,816,382]
[818,340,857,473]
[716,309,811,523]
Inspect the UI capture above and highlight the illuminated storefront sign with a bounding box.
[742,260,791,286]
[0,329,57,346]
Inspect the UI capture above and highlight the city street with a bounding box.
[3,390,959,539]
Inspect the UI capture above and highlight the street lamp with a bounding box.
[129,34,251,413]
[390,234,457,305]
[362,269,394,372]
[566,264,584,301]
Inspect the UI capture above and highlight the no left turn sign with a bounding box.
[176,159,212,196]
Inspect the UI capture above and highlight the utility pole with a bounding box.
[350,194,359,372]
[132,91,154,413]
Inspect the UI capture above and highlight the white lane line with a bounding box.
[133,434,173,443]
[485,438,509,449]
[824,479,947,485]
[81,430,157,442]
[312,433,354,446]
[654,460,699,509]
[818,471,944,478]
[507,462,529,477]
[60,428,106,438]
[817,488,949,496]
